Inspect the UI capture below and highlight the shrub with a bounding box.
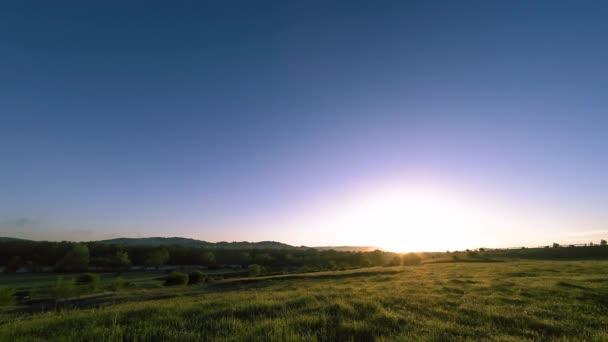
[387,256,402,266]
[0,287,15,306]
[402,253,422,266]
[188,270,206,285]
[109,277,131,292]
[164,272,189,286]
[74,273,100,293]
[48,276,74,301]
[248,264,263,277]
[466,251,480,258]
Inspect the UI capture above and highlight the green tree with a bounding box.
[146,248,169,270]
[55,244,89,272]
[109,251,131,272]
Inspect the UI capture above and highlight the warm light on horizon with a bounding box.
[278,181,580,253]
[325,186,484,252]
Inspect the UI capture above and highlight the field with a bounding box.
[1,260,607,341]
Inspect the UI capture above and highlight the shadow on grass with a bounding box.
[556,281,590,290]
[425,259,504,264]
[208,269,404,290]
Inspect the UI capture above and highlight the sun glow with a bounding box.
[284,183,517,252]
[329,187,488,252]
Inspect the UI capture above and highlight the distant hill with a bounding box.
[313,246,381,252]
[96,237,305,250]
[1,236,378,252]
[0,237,30,242]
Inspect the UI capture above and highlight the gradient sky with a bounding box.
[1,1,607,251]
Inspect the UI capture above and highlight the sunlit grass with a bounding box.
[1,261,607,341]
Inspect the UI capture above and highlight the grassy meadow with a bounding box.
[0,260,607,341]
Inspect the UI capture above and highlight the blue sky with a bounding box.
[1,1,607,250]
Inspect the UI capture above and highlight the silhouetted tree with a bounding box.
[4,256,23,273]
[55,244,89,272]
[387,256,402,266]
[200,251,216,266]
[145,247,169,270]
[402,253,422,266]
[601,239,607,246]
[552,243,560,248]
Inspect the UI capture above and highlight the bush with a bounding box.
[402,253,422,266]
[74,273,100,293]
[48,276,74,301]
[188,270,206,285]
[0,287,15,306]
[387,256,402,266]
[248,264,263,277]
[109,277,131,292]
[466,251,480,259]
[164,272,189,286]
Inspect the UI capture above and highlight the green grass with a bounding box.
[1,261,608,341]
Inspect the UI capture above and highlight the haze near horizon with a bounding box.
[1,1,607,252]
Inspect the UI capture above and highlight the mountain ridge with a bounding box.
[0,236,378,252]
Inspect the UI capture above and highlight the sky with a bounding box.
[1,1,607,251]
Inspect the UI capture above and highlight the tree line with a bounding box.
[0,240,414,273]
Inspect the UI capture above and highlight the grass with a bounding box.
[1,260,607,341]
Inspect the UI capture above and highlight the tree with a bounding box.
[109,251,131,272]
[387,256,402,266]
[5,256,23,273]
[55,244,89,272]
[239,252,251,265]
[146,248,169,270]
[200,251,216,266]
[254,253,272,264]
[369,250,384,266]
[601,239,607,246]
[552,243,560,248]
[402,253,422,266]
[353,253,371,267]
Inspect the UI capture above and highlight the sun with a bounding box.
[305,185,488,252]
